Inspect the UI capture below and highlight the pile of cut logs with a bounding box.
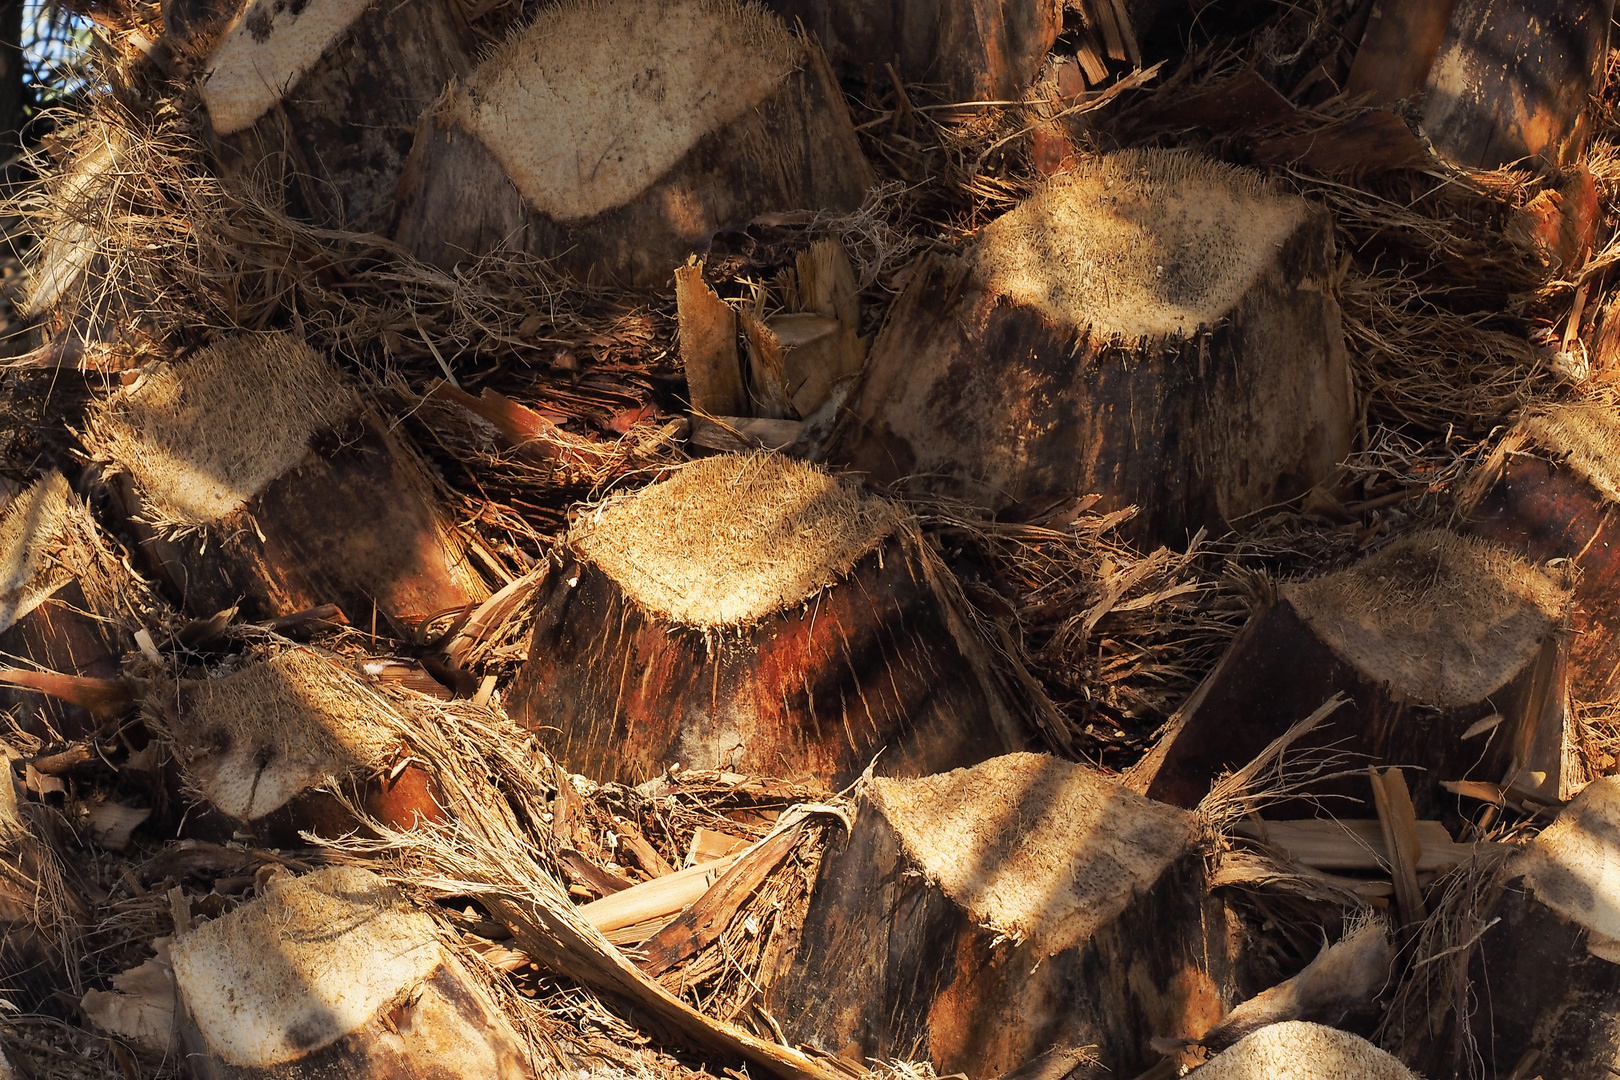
[3,1,1620,1079]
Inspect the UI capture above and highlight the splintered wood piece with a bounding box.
[393,0,872,286]
[1343,0,1458,103]
[1193,1022,1416,1079]
[1419,0,1614,170]
[690,416,805,454]
[88,333,489,625]
[688,826,752,866]
[638,820,807,975]
[1462,403,1620,704]
[741,309,794,419]
[820,150,1354,548]
[1234,817,1472,873]
[1133,531,1571,816]
[147,648,444,841]
[772,753,1240,1077]
[1411,776,1620,1077]
[676,263,746,415]
[508,454,1032,789]
[578,851,746,944]
[167,866,531,1079]
[195,0,475,231]
[613,816,675,879]
[1369,768,1427,925]
[763,0,1061,102]
[0,472,129,740]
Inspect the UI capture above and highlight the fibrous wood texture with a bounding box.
[196,0,475,232]
[1192,1022,1416,1080]
[1346,0,1614,170]
[146,648,443,840]
[763,0,1060,103]
[0,472,129,739]
[820,150,1353,548]
[87,333,488,624]
[393,0,873,286]
[1463,403,1620,701]
[1440,776,1620,1078]
[168,865,531,1079]
[1132,531,1572,815]
[771,753,1238,1076]
[507,454,1031,788]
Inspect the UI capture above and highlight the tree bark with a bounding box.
[1462,404,1620,701]
[770,753,1242,1077]
[763,0,1061,103]
[87,334,489,626]
[1129,530,1572,817]
[168,866,531,1080]
[818,150,1353,549]
[197,0,476,233]
[507,454,1031,789]
[393,0,872,286]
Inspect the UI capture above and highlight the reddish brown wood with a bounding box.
[763,0,1060,102]
[1420,0,1613,170]
[1343,0,1459,104]
[0,581,125,740]
[509,530,1030,789]
[107,408,487,627]
[770,755,1245,1077]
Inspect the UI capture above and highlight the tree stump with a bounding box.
[506,453,1032,789]
[1462,404,1620,701]
[762,0,1060,103]
[147,647,444,842]
[0,472,129,740]
[168,865,530,1079]
[1434,775,1620,1078]
[769,752,1240,1077]
[1191,1022,1416,1080]
[85,332,489,625]
[392,0,873,287]
[1347,0,1613,170]
[194,0,475,232]
[819,150,1353,549]
[1130,531,1572,816]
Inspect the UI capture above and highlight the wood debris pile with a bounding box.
[2,1,1620,1078]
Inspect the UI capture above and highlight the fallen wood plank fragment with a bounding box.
[820,149,1354,548]
[1131,531,1571,816]
[578,851,745,943]
[772,752,1241,1077]
[677,262,746,416]
[509,453,1032,788]
[1369,767,1427,925]
[689,416,805,454]
[394,0,872,285]
[1234,817,1474,873]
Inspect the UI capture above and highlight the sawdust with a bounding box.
[84,332,359,527]
[1283,531,1570,707]
[973,149,1311,341]
[453,0,802,221]
[870,752,1196,958]
[572,453,903,628]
